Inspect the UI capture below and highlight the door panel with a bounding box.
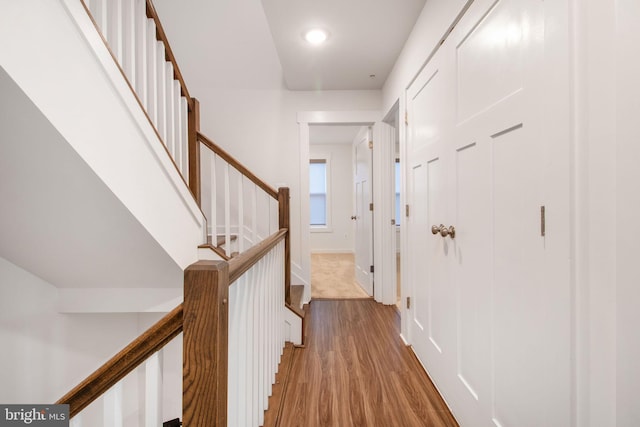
[426,156,450,355]
[456,0,524,123]
[354,133,373,295]
[407,49,455,389]
[491,123,542,426]
[454,140,491,411]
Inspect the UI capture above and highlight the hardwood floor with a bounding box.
[272,299,458,427]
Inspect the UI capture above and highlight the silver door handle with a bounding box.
[440,225,456,238]
[432,224,456,238]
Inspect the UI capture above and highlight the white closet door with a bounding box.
[406,0,571,425]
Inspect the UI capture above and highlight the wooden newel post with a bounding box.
[183,260,229,426]
[278,187,291,305]
[188,97,201,206]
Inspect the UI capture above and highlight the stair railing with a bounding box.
[58,228,288,426]
[80,0,195,190]
[78,0,292,303]
[57,1,295,424]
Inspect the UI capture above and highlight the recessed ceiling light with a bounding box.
[304,29,328,45]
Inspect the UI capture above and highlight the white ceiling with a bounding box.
[261,0,426,90]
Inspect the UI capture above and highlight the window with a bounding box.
[395,159,401,226]
[310,159,328,227]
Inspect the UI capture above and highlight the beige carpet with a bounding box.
[311,253,370,299]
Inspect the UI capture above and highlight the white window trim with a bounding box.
[310,153,333,233]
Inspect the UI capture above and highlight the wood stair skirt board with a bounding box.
[262,342,295,427]
[284,285,305,346]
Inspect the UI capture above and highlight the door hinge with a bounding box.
[370,265,375,273]
[406,297,411,309]
[391,219,396,225]
[369,203,374,211]
[540,205,546,236]
[405,204,410,217]
[368,140,373,149]
[405,111,409,126]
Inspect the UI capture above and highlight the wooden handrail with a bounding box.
[56,304,184,417]
[197,131,279,199]
[228,228,288,283]
[145,0,194,111]
[57,230,288,419]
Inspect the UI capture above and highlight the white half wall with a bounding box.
[309,143,355,253]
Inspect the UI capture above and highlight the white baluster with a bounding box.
[259,259,267,415]
[103,382,123,427]
[266,257,273,414]
[252,184,258,246]
[165,63,175,156]
[108,0,123,64]
[174,82,183,174]
[134,0,147,108]
[89,0,108,40]
[269,253,276,402]
[180,97,189,177]
[156,42,167,143]
[224,162,231,256]
[209,153,217,242]
[251,267,261,427]
[144,352,163,427]
[238,273,249,427]
[70,414,82,427]
[227,283,239,427]
[122,0,136,87]
[238,175,244,253]
[146,19,157,125]
[269,197,280,234]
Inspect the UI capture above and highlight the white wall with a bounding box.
[0,256,141,403]
[0,256,182,421]
[573,0,617,425]
[616,2,640,425]
[309,143,355,253]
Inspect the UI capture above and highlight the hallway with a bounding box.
[272,299,458,427]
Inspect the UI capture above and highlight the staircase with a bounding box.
[0,0,305,425]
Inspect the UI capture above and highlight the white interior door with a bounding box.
[354,130,373,296]
[406,49,455,389]
[406,0,571,425]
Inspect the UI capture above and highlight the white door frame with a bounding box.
[297,111,396,305]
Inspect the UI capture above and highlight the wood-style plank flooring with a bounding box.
[274,299,458,427]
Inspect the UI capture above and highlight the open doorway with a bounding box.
[298,110,396,307]
[308,124,370,299]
